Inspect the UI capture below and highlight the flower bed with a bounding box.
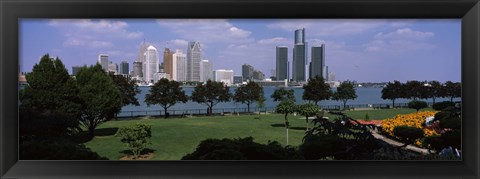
[381,111,439,147]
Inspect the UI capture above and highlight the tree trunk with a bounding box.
[450,97,454,102]
[164,107,168,119]
[343,101,347,110]
[432,97,436,104]
[392,99,395,108]
[286,128,289,145]
[247,103,250,113]
[284,113,289,145]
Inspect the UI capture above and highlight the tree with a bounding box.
[257,93,266,115]
[404,80,423,100]
[443,81,461,102]
[191,80,232,116]
[275,100,297,145]
[408,100,428,112]
[144,78,188,118]
[233,81,263,113]
[116,123,152,159]
[333,81,357,110]
[297,103,320,131]
[109,73,140,106]
[271,87,295,102]
[20,54,82,138]
[76,64,123,138]
[428,80,443,104]
[381,80,403,107]
[302,75,332,105]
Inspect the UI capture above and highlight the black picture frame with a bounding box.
[1,0,479,178]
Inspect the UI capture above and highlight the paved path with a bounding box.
[371,130,431,154]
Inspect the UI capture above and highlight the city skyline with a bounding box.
[20,19,460,83]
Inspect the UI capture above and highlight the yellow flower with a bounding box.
[380,111,438,147]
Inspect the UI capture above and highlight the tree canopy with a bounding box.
[109,72,140,106]
[275,100,297,145]
[381,80,403,107]
[20,54,82,138]
[76,64,123,138]
[145,78,188,118]
[271,87,295,102]
[443,81,461,102]
[233,81,263,113]
[297,103,320,131]
[302,75,332,105]
[332,81,357,109]
[191,80,232,116]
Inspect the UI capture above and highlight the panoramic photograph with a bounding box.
[19,19,461,160]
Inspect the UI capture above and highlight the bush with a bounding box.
[441,130,461,149]
[20,140,107,160]
[432,101,455,111]
[116,123,152,158]
[300,134,345,160]
[182,137,303,160]
[408,100,428,112]
[438,116,461,130]
[393,126,425,144]
[423,135,445,151]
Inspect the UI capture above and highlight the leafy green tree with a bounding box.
[233,81,263,113]
[257,93,266,115]
[191,80,232,116]
[443,81,461,102]
[302,76,332,105]
[275,100,297,145]
[332,81,357,110]
[76,64,123,138]
[145,78,188,118]
[405,80,423,100]
[428,80,443,104]
[109,73,140,106]
[408,100,428,112]
[20,54,82,138]
[271,87,295,102]
[116,123,152,159]
[381,80,403,107]
[297,103,320,131]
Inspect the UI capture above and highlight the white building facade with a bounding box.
[200,59,212,82]
[213,69,234,85]
[187,41,202,82]
[143,45,159,84]
[172,50,187,82]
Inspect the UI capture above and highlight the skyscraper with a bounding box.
[143,45,159,84]
[108,61,118,74]
[242,64,254,81]
[137,40,149,63]
[98,54,109,71]
[293,28,307,82]
[120,61,129,75]
[200,59,212,82]
[276,46,288,81]
[133,61,143,79]
[172,50,187,82]
[163,48,174,79]
[310,44,325,79]
[187,41,202,82]
[72,66,82,76]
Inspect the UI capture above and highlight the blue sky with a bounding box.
[20,19,461,83]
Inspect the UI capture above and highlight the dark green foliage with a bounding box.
[442,81,461,102]
[381,80,403,107]
[271,87,295,102]
[300,134,344,159]
[440,130,461,149]
[19,54,82,138]
[432,101,455,111]
[109,73,140,106]
[301,112,383,160]
[404,80,423,100]
[145,78,188,118]
[116,123,152,158]
[191,80,232,116]
[275,100,297,125]
[423,135,445,151]
[20,140,107,160]
[76,64,123,138]
[428,80,443,103]
[393,126,424,144]
[407,100,428,111]
[297,103,320,130]
[181,137,303,160]
[332,80,357,109]
[302,76,332,105]
[233,81,263,113]
[438,116,461,130]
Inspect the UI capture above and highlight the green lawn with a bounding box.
[84,108,434,160]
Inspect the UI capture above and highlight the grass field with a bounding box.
[84,108,433,160]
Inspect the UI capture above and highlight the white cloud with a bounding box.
[257,37,289,45]
[374,28,434,40]
[157,19,254,45]
[268,19,386,37]
[167,39,189,47]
